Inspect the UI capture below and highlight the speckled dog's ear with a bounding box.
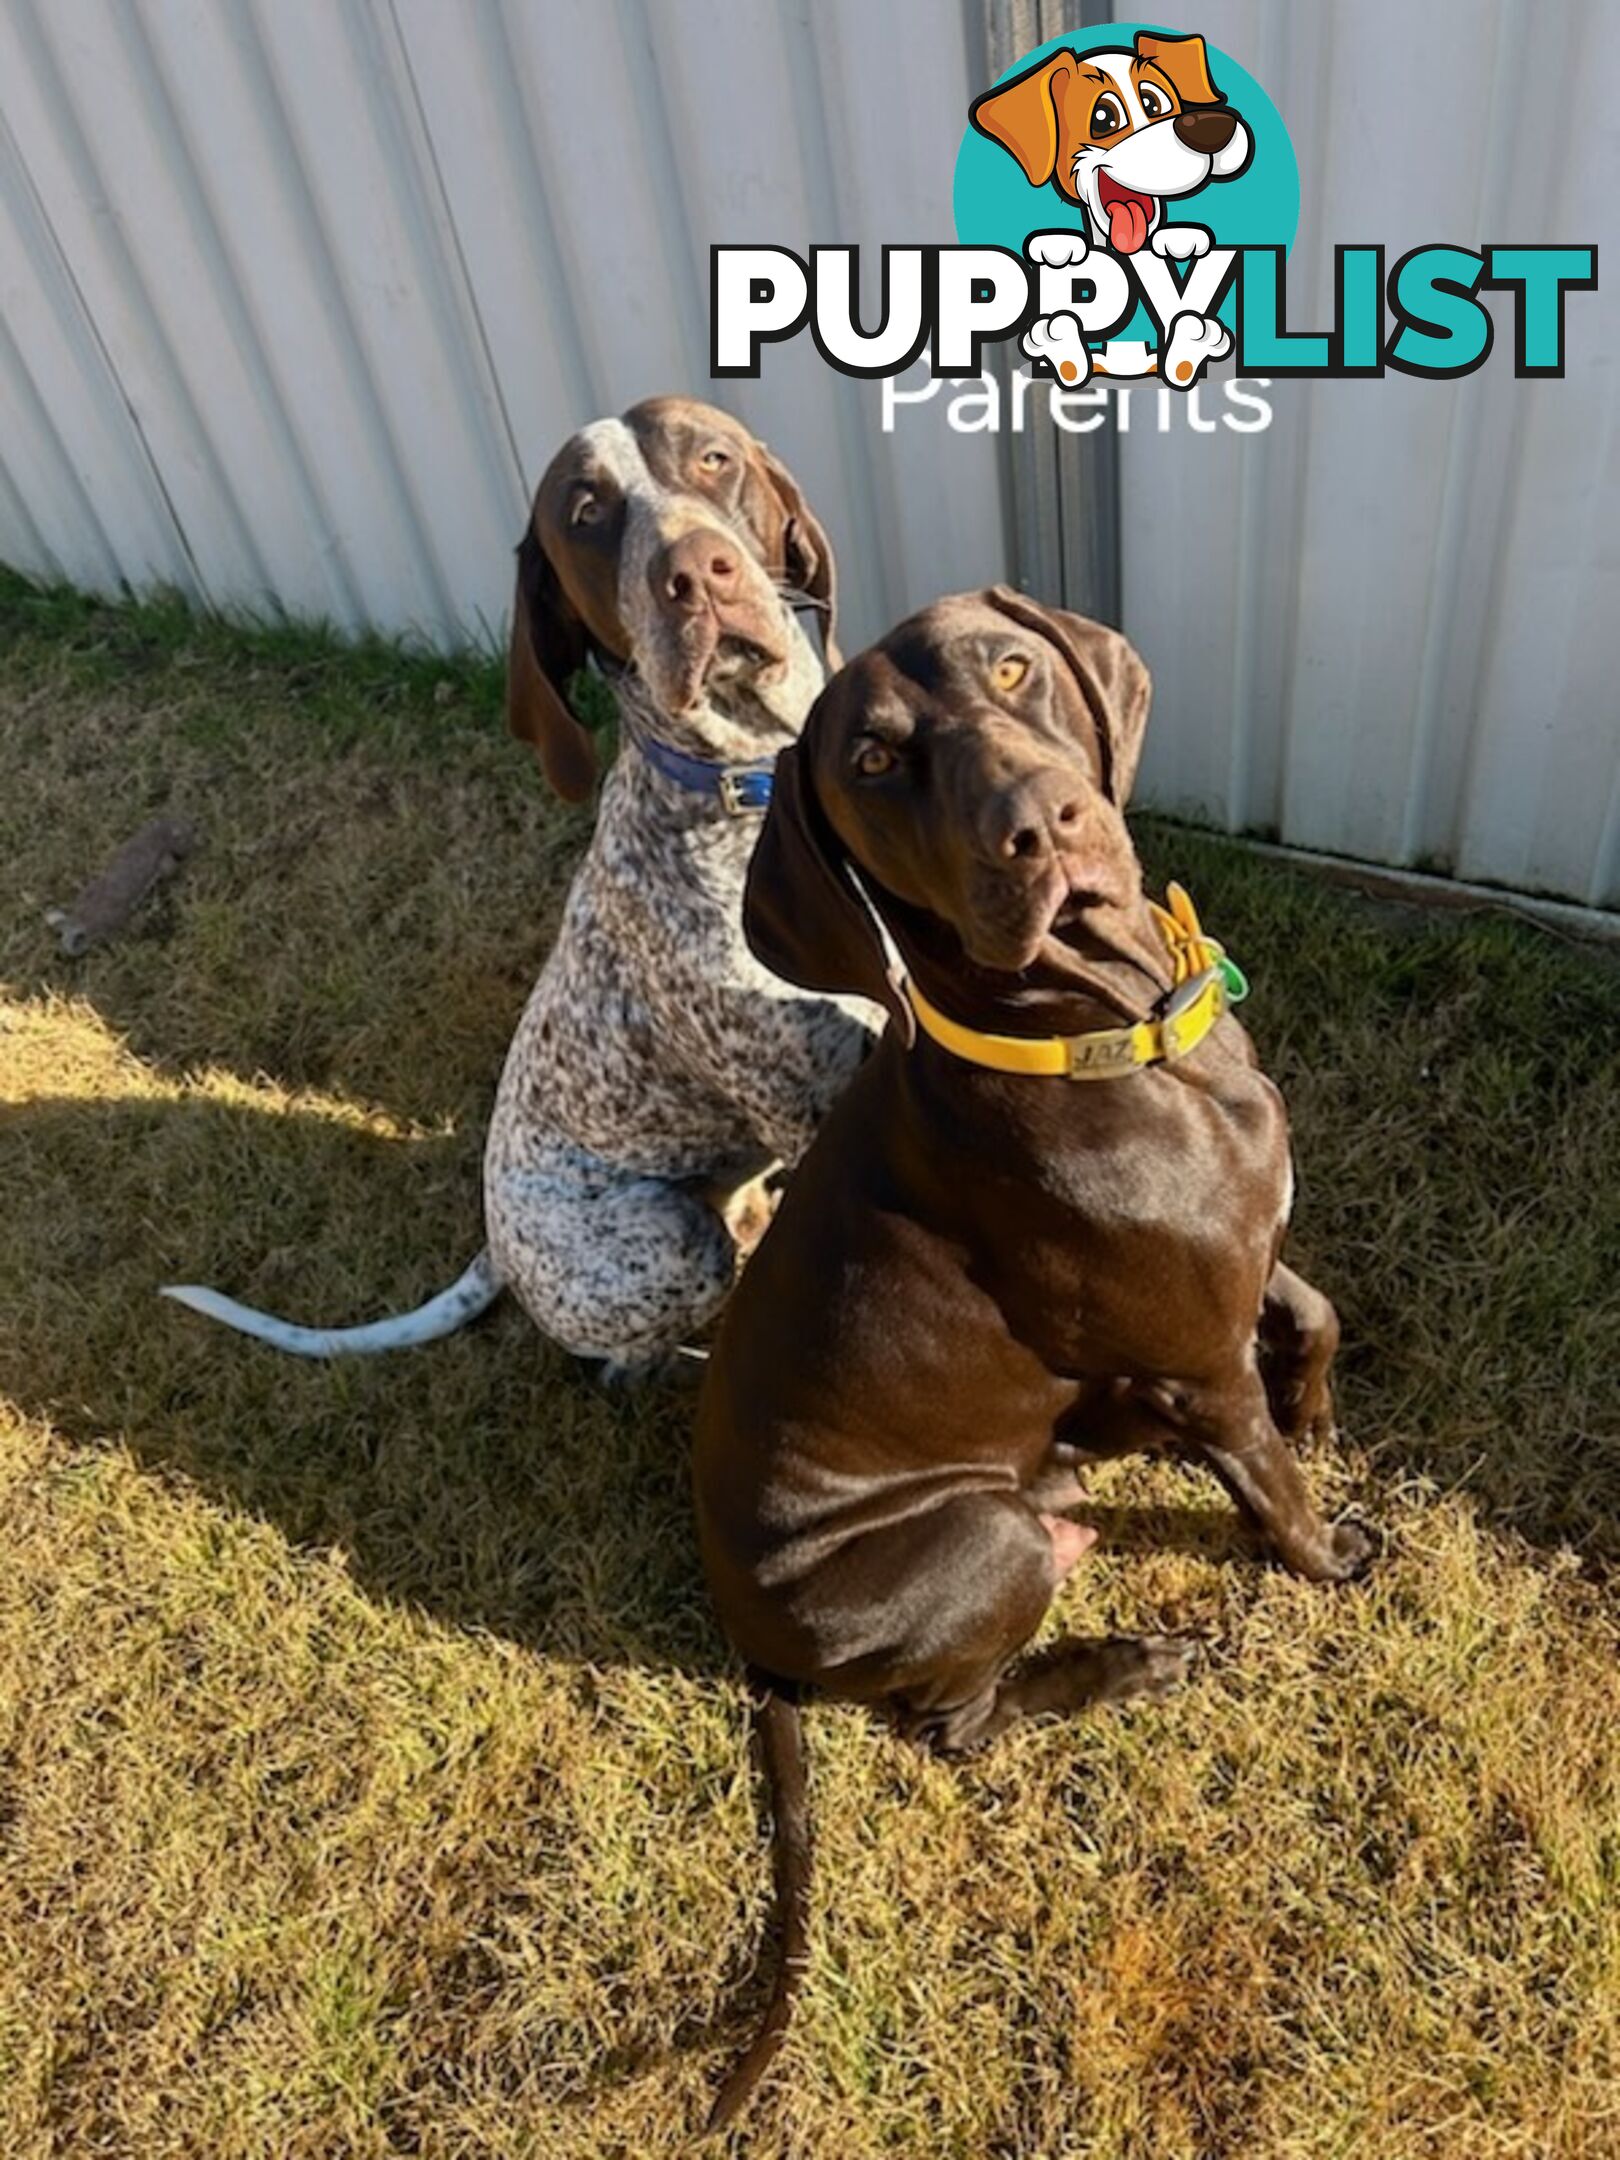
[506,524,599,803]
[745,741,913,1043]
[747,443,840,670]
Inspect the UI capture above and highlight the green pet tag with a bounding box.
[1217,954,1250,1004]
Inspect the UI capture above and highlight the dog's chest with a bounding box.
[984,1060,1292,1352]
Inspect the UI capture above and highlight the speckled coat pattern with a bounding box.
[484,720,871,1365]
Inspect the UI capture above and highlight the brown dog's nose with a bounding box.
[988,769,1083,863]
[651,529,741,616]
[1173,107,1237,155]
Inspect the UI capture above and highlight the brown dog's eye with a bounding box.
[992,655,1030,692]
[698,448,730,473]
[569,492,601,528]
[854,741,897,779]
[1090,93,1126,138]
[1138,82,1171,119]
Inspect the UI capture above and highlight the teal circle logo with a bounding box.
[954,24,1298,346]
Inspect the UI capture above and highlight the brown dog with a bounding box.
[694,588,1371,2126]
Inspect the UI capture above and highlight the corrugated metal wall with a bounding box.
[1112,0,1620,908]
[0,0,1007,657]
[3,0,1616,906]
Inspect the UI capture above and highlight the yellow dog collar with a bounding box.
[905,883,1245,1082]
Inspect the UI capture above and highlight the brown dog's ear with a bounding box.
[507,526,598,802]
[986,586,1152,806]
[744,740,913,1042]
[754,446,840,668]
[969,50,1079,188]
[1135,31,1224,107]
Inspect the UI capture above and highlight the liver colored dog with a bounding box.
[693,587,1373,2128]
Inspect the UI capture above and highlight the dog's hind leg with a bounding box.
[1258,1261,1340,1443]
[488,1162,739,1375]
[815,1493,1198,1756]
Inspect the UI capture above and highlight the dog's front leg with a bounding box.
[1258,1261,1340,1444]
[1182,1370,1372,1583]
[1150,223,1213,263]
[1160,310,1232,388]
[1022,310,1093,389]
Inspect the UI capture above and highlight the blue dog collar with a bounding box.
[633,731,775,815]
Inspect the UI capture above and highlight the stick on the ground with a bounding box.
[45,816,196,955]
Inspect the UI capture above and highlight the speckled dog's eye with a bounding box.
[854,740,898,778]
[992,654,1030,692]
[569,492,601,528]
[698,447,730,473]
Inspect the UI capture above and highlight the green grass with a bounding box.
[1,570,1617,2157]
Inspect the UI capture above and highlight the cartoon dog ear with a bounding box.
[968,50,1079,190]
[986,586,1152,807]
[1134,30,1224,107]
[744,739,913,1042]
[507,525,598,802]
[752,445,840,668]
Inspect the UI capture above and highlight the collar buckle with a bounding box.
[1159,966,1223,1061]
[717,769,771,816]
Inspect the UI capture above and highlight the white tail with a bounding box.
[160,1251,501,1357]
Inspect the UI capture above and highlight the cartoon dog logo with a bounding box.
[970,31,1252,384]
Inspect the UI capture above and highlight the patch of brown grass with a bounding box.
[1,581,1617,2156]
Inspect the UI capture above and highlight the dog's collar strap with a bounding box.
[632,730,773,814]
[905,883,1246,1081]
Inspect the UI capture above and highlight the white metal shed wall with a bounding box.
[0,0,1009,657]
[4,1,1616,908]
[1118,0,1620,907]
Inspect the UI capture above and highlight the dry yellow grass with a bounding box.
[1,575,1617,2157]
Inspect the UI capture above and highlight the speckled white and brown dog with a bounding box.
[164,399,872,1376]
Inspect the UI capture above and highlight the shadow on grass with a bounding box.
[0,1089,715,1676]
[0,1090,1279,1685]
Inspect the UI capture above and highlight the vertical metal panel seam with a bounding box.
[1266,0,1334,839]
[122,1,367,628]
[1396,0,1524,868]
[480,0,597,421]
[1222,0,1290,833]
[237,0,454,634]
[0,8,203,598]
[790,2,894,630]
[0,138,126,587]
[337,0,509,633]
[18,0,266,598]
[1442,0,1594,882]
[1574,364,1620,903]
[616,0,713,398]
[0,426,63,581]
[384,0,526,510]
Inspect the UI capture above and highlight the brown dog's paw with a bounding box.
[1317,1518,1377,1582]
[1111,1634,1200,1703]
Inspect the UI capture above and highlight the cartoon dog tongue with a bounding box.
[1106,192,1151,254]
[1100,180,1153,254]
